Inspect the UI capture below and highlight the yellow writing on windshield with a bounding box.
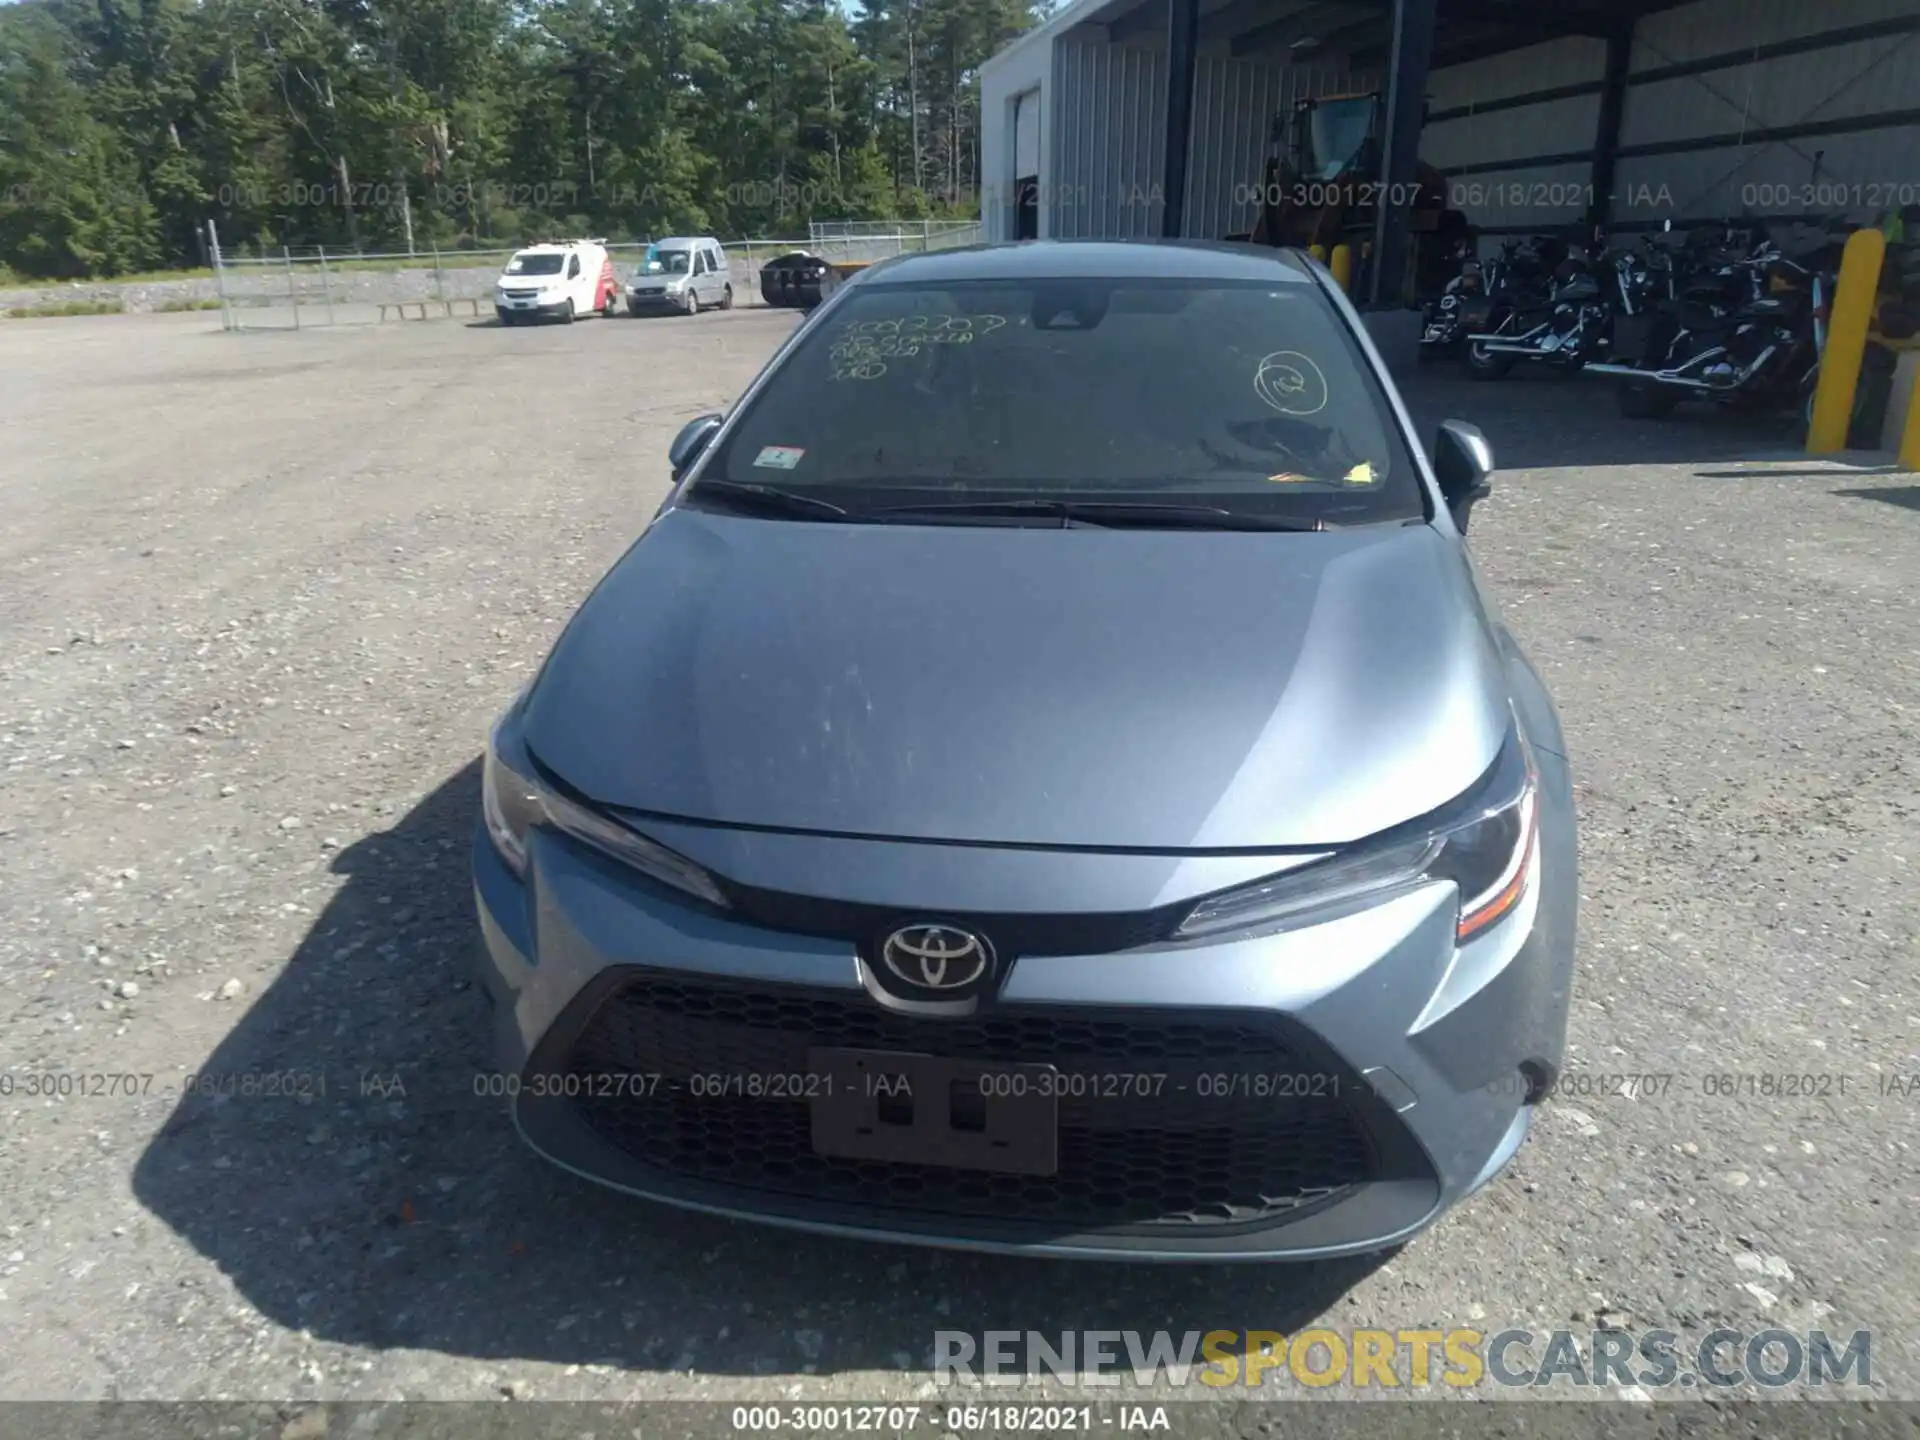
[828,314,1009,378]
[840,314,1008,337]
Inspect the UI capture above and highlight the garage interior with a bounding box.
[980,0,1920,308]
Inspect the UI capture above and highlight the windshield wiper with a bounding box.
[870,498,1333,531]
[686,479,854,521]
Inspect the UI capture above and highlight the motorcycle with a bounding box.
[1463,233,1613,378]
[1418,240,1488,359]
[1586,228,1832,420]
[1603,230,1680,348]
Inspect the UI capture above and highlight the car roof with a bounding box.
[858,239,1318,286]
[656,236,716,249]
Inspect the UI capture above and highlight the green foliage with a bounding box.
[5,296,127,316]
[0,0,1050,278]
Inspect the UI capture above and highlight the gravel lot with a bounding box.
[0,308,1915,1420]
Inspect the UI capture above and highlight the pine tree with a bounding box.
[0,0,1050,276]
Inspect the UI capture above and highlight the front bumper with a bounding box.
[473,761,1575,1261]
[627,287,689,311]
[496,295,569,319]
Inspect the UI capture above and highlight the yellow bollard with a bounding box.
[1808,228,1886,454]
[1330,244,1352,292]
[1901,362,1920,472]
[1309,244,1327,263]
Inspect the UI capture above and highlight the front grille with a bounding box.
[549,971,1391,1233]
[718,878,1187,959]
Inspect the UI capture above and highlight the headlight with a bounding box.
[482,729,730,909]
[481,742,542,876]
[1172,733,1538,944]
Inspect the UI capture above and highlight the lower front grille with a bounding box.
[546,970,1402,1234]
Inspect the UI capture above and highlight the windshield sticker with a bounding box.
[1343,461,1378,486]
[753,445,806,470]
[1253,351,1330,417]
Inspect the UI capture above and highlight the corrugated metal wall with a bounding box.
[1423,38,1609,234]
[1022,0,1920,245]
[1616,0,1920,224]
[1050,40,1169,237]
[1187,56,1372,238]
[1049,40,1361,239]
[1631,0,1918,59]
[1428,35,1608,109]
[1421,0,1920,234]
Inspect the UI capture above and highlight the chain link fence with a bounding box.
[808,219,983,246]
[206,222,983,330]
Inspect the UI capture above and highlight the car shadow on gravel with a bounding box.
[132,761,1387,1378]
[1833,483,1920,512]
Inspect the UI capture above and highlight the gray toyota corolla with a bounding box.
[474,240,1577,1261]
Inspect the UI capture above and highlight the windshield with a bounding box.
[697,276,1421,525]
[654,250,692,275]
[1307,99,1375,180]
[505,253,564,276]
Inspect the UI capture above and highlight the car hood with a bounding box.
[520,509,1511,850]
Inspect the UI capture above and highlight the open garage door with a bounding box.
[1015,89,1041,239]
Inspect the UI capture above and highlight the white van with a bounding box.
[627,237,733,315]
[495,239,619,324]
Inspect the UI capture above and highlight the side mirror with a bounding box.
[669,413,723,477]
[1433,419,1494,532]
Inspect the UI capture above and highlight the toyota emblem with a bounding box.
[879,924,992,992]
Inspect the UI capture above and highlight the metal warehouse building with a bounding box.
[979,0,1920,303]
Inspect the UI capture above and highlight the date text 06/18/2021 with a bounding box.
[467,1068,1347,1101]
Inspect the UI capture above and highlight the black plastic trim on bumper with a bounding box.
[511,965,1444,1257]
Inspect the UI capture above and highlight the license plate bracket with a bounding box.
[808,1048,1059,1176]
